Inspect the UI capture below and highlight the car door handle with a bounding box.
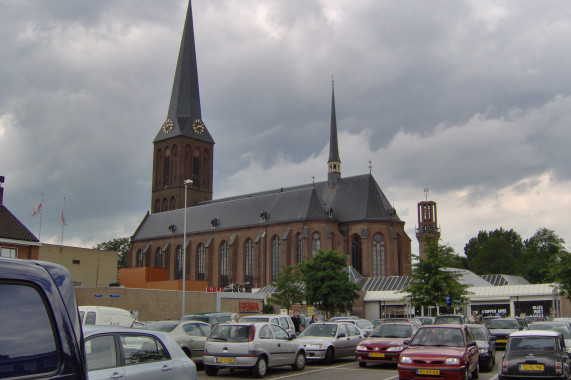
[161,365,174,372]
[278,343,281,347]
[110,372,124,379]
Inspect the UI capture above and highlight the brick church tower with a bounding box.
[416,188,440,260]
[151,0,214,214]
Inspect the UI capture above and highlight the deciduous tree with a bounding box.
[268,266,304,314]
[94,237,131,269]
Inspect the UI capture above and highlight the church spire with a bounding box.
[154,0,213,144]
[328,77,341,188]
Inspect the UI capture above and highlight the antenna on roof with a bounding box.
[424,187,430,202]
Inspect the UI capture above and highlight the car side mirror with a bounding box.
[468,341,477,347]
[403,340,410,345]
[364,332,370,337]
[338,333,346,339]
[289,334,296,340]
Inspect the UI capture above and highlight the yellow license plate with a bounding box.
[417,369,440,375]
[215,357,235,364]
[369,353,385,358]
[497,339,507,343]
[520,364,544,371]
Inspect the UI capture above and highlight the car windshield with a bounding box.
[144,321,179,332]
[410,327,464,347]
[209,324,251,342]
[299,324,338,338]
[182,315,210,323]
[370,324,411,338]
[469,327,487,341]
[356,320,374,329]
[528,324,571,339]
[509,337,556,352]
[488,319,519,329]
[435,316,462,324]
[240,317,269,323]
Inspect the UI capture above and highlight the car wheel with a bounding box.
[463,367,470,380]
[471,362,479,379]
[324,347,335,365]
[252,356,268,378]
[204,365,219,376]
[292,352,305,371]
[358,362,366,368]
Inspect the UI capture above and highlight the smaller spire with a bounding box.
[328,77,341,188]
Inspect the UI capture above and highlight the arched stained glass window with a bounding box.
[296,234,303,263]
[372,233,386,277]
[155,247,163,268]
[245,239,254,284]
[311,233,320,256]
[197,244,206,280]
[175,245,183,280]
[351,235,362,275]
[136,250,143,267]
[272,236,281,281]
[220,241,229,287]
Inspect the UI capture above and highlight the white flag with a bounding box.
[31,199,42,217]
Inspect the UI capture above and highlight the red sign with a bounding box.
[239,301,261,313]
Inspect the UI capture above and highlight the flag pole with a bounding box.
[60,196,66,246]
[38,193,43,242]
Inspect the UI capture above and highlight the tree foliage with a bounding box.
[298,249,360,319]
[521,228,568,284]
[268,266,304,313]
[404,237,470,310]
[464,228,523,274]
[94,237,131,269]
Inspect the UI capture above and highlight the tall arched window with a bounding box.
[153,199,160,213]
[169,196,176,210]
[296,234,304,264]
[155,247,163,268]
[245,239,254,285]
[351,235,362,275]
[220,241,229,287]
[162,198,168,212]
[136,250,143,267]
[203,149,210,190]
[372,233,386,277]
[192,148,200,190]
[163,147,171,188]
[155,149,163,190]
[311,233,320,256]
[175,245,183,280]
[272,236,281,281]
[197,244,206,280]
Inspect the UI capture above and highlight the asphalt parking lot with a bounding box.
[197,351,504,380]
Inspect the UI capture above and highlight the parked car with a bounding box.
[329,315,359,321]
[487,318,522,349]
[527,321,571,352]
[83,325,197,380]
[499,330,570,379]
[203,322,305,377]
[524,315,543,324]
[296,322,364,364]
[0,257,88,379]
[416,316,435,325]
[182,312,233,325]
[514,316,528,330]
[483,316,500,326]
[434,314,468,325]
[372,318,385,327]
[239,314,296,336]
[398,324,480,380]
[382,317,422,325]
[356,322,420,367]
[143,320,211,364]
[336,318,375,336]
[467,323,497,371]
[79,306,136,327]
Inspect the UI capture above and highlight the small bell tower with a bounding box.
[416,188,440,260]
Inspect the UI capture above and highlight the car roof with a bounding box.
[510,330,561,337]
[466,324,486,328]
[420,324,464,329]
[84,325,170,337]
[241,314,288,318]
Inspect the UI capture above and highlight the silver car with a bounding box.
[83,325,197,380]
[336,318,375,336]
[239,314,296,336]
[203,322,306,377]
[144,320,212,364]
[295,322,365,364]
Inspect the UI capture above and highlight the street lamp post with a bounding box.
[182,179,193,318]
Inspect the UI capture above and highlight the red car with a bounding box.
[398,324,479,380]
[356,323,420,367]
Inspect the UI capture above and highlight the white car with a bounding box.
[144,320,211,364]
[203,322,305,377]
[83,326,197,380]
[295,322,365,364]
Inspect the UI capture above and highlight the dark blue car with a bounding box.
[0,258,88,379]
[467,323,497,371]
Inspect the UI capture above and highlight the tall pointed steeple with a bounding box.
[328,78,341,188]
[154,0,213,144]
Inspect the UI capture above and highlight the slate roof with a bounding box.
[481,274,530,286]
[132,174,401,242]
[0,205,39,242]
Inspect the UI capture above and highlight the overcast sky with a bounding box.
[1,0,571,259]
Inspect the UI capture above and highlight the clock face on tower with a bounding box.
[192,119,205,134]
[162,118,174,134]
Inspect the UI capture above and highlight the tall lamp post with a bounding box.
[182,179,193,318]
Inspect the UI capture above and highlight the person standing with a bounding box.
[291,310,302,334]
[309,314,318,325]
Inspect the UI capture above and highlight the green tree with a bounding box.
[520,228,568,283]
[404,237,470,311]
[298,249,360,320]
[464,228,523,274]
[94,237,131,269]
[439,244,467,269]
[551,251,571,299]
[268,266,304,314]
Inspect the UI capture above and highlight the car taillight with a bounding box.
[502,361,508,374]
[249,324,256,342]
[556,362,562,375]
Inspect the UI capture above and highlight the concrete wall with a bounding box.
[40,244,117,287]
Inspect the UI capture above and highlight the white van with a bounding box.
[78,306,135,327]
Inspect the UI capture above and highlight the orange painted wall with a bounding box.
[119,267,207,291]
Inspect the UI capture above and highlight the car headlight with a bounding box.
[400,356,412,364]
[356,345,367,351]
[445,358,460,365]
[387,346,404,352]
[306,344,323,349]
[479,348,488,354]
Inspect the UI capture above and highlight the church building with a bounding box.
[128,0,412,289]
